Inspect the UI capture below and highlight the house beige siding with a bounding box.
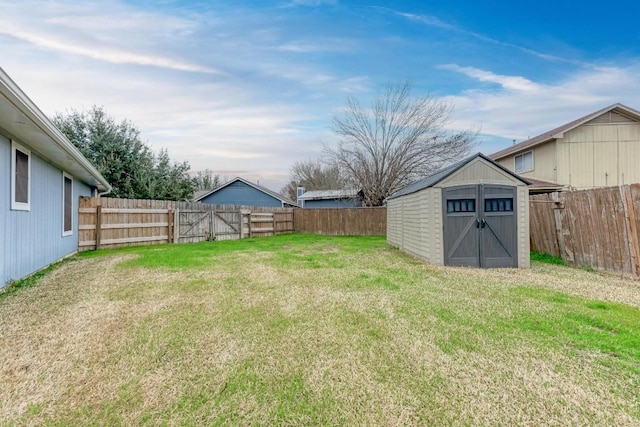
[618,124,640,184]
[496,141,557,183]
[556,120,640,189]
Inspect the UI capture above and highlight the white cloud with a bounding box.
[2,27,218,73]
[277,38,354,53]
[389,10,458,31]
[439,64,542,92]
[439,63,640,151]
[0,1,218,73]
[384,7,579,65]
[285,0,338,7]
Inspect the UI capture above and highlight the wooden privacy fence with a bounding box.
[294,207,387,236]
[529,184,640,278]
[78,197,294,251]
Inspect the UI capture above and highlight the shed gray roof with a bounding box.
[297,189,360,200]
[491,103,640,160]
[386,152,530,200]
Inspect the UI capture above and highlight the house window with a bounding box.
[11,141,31,211]
[63,173,73,236]
[447,199,476,213]
[514,151,533,173]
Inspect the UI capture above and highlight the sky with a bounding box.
[2,0,640,193]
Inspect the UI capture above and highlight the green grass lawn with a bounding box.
[1,234,639,425]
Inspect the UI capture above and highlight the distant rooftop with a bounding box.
[297,189,361,200]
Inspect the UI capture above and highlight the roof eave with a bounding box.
[0,68,111,192]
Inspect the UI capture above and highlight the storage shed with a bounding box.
[387,153,530,268]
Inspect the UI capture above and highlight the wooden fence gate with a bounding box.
[176,209,242,243]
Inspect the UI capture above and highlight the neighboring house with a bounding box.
[194,177,297,207]
[296,188,363,208]
[491,103,640,192]
[0,67,111,287]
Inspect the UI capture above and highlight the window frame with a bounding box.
[514,150,534,173]
[484,197,514,213]
[446,198,476,214]
[62,172,73,236]
[11,140,31,211]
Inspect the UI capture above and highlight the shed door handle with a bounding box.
[481,219,486,228]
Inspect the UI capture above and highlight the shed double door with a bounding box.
[443,184,517,268]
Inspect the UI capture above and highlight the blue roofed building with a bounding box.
[194,177,297,208]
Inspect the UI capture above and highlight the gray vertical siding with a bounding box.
[1,133,92,286]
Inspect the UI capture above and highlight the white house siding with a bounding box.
[1,133,92,286]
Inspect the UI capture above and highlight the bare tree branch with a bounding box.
[281,159,345,200]
[326,81,477,206]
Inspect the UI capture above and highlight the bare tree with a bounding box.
[326,81,477,206]
[281,159,345,200]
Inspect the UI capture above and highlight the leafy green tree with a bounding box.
[53,106,195,200]
[193,169,222,191]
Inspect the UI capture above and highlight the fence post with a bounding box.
[209,207,214,241]
[248,213,253,238]
[95,204,102,250]
[167,209,174,243]
[272,213,277,236]
[174,209,180,243]
[551,192,570,262]
[620,185,640,278]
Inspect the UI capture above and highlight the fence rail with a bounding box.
[529,184,640,278]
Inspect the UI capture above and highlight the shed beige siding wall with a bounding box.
[386,199,401,247]
[386,188,443,265]
[517,186,530,268]
[557,121,640,189]
[495,141,557,184]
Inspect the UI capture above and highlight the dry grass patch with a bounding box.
[1,234,639,425]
